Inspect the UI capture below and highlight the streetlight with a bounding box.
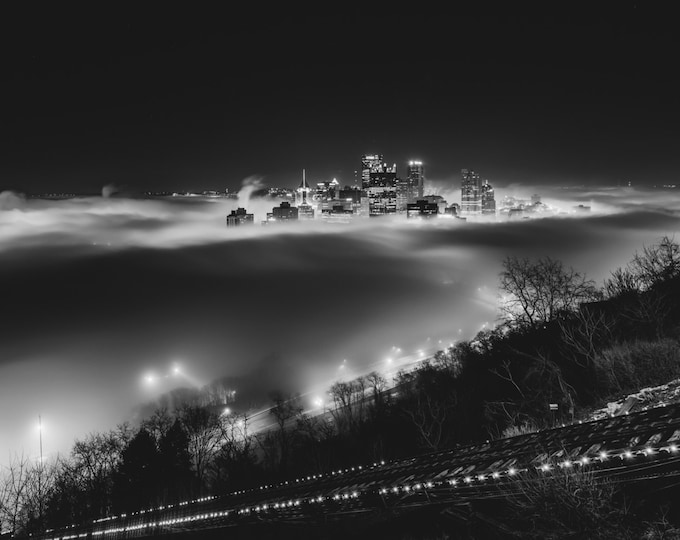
[38,414,43,464]
[38,415,43,528]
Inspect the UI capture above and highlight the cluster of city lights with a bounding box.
[40,397,680,539]
[41,435,680,540]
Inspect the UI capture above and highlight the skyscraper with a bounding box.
[407,160,424,201]
[296,169,315,220]
[361,154,384,188]
[397,160,424,211]
[461,169,482,216]
[481,180,496,215]
[365,158,397,216]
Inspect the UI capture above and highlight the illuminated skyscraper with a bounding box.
[396,160,424,211]
[407,160,424,200]
[366,160,397,216]
[361,154,384,188]
[461,169,482,216]
[481,180,496,215]
[296,169,315,220]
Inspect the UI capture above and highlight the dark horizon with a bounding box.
[3,4,679,195]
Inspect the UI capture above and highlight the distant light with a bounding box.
[172,366,181,375]
[144,374,156,385]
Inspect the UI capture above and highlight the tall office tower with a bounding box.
[296,169,315,220]
[366,160,397,216]
[396,177,410,212]
[461,168,482,216]
[481,180,496,215]
[407,160,424,200]
[361,154,384,188]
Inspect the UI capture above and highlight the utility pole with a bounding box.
[38,414,43,529]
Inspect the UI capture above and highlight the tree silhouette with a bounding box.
[499,256,598,330]
[113,428,160,513]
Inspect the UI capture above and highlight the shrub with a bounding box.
[501,465,633,539]
[594,339,680,396]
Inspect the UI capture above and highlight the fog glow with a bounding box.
[1,184,679,464]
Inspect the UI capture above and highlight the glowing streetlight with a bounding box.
[312,397,324,408]
[38,415,44,525]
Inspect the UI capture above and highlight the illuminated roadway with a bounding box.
[241,346,440,436]
[39,400,680,539]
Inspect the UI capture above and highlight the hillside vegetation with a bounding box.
[4,236,680,538]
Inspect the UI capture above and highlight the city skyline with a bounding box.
[3,4,680,537]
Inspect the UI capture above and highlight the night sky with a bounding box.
[2,5,680,465]
[3,4,679,194]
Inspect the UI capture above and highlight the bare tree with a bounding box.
[0,452,31,535]
[499,256,598,330]
[604,236,680,338]
[558,305,616,367]
[365,371,388,410]
[67,427,130,519]
[627,236,680,290]
[396,365,458,452]
[141,407,174,444]
[178,404,223,492]
[0,452,57,536]
[327,377,369,436]
[268,392,303,474]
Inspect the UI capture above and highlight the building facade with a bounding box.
[406,199,439,219]
[266,201,299,223]
[461,168,482,216]
[361,154,384,187]
[481,180,496,215]
[362,155,397,216]
[407,160,424,201]
[226,207,254,226]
